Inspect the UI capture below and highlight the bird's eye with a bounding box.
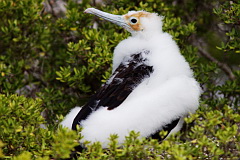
[129,17,138,24]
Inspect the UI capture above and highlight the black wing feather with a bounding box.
[150,118,180,141]
[72,50,153,130]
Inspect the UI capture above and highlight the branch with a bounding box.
[192,35,236,80]
[198,46,236,81]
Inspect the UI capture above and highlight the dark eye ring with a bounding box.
[130,17,138,24]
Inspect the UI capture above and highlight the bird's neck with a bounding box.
[112,35,155,72]
[132,30,163,40]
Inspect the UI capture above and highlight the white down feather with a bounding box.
[61,11,201,148]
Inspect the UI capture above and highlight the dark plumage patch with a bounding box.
[72,49,153,130]
[150,118,180,141]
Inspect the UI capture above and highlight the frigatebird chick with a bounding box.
[61,8,201,148]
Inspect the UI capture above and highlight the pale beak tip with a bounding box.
[84,8,94,14]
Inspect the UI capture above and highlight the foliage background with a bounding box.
[0,0,239,159]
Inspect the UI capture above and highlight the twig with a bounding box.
[191,34,236,81]
[197,46,236,81]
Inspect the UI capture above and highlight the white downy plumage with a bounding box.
[61,8,201,148]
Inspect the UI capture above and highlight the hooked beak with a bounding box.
[84,8,133,33]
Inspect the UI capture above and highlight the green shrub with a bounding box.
[2,96,237,159]
[0,94,45,156]
[0,94,80,159]
[0,0,239,159]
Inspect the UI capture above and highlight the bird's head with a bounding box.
[84,8,163,37]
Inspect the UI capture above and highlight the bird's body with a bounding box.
[61,8,201,148]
